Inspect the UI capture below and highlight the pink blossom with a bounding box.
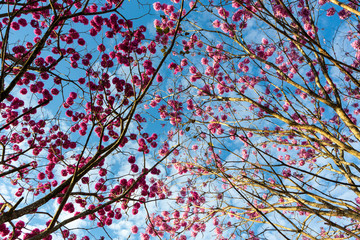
[97,44,106,52]
[131,164,139,173]
[212,19,221,28]
[11,22,20,30]
[34,28,42,35]
[352,40,360,50]
[181,58,188,66]
[189,66,197,74]
[18,18,27,27]
[37,172,45,180]
[20,88,27,95]
[218,7,229,18]
[131,225,139,234]
[201,58,208,65]
[78,38,86,46]
[338,9,351,19]
[153,2,162,11]
[326,7,335,16]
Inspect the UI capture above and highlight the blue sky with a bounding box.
[1,0,360,240]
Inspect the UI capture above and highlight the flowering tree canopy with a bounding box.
[1,0,360,239]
